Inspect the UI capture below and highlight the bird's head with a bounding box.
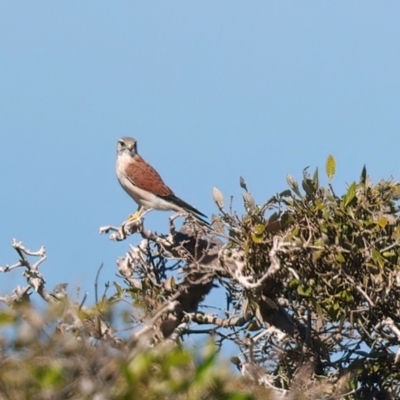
[117,137,138,157]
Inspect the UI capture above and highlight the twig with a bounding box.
[94,263,104,304]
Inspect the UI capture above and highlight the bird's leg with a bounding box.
[126,206,144,223]
[139,208,153,219]
[126,207,154,223]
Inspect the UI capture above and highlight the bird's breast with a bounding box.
[116,153,179,211]
[116,154,141,201]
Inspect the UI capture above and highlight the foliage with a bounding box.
[2,156,400,399]
[0,300,260,399]
[215,158,400,399]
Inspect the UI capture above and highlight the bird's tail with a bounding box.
[166,194,210,227]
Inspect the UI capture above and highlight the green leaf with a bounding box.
[343,182,357,207]
[239,176,248,192]
[129,352,154,377]
[279,189,292,197]
[297,284,312,297]
[113,281,124,297]
[349,375,358,390]
[372,249,385,268]
[378,216,388,228]
[33,361,64,388]
[164,350,192,371]
[193,351,218,384]
[327,301,341,320]
[360,165,367,185]
[286,226,300,241]
[312,250,324,263]
[0,311,16,325]
[253,223,265,235]
[335,252,345,263]
[338,290,354,303]
[251,224,264,242]
[289,278,300,288]
[251,233,263,243]
[302,178,316,198]
[326,154,336,180]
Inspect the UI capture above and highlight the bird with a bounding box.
[116,136,209,225]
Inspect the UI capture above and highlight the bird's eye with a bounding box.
[118,141,125,148]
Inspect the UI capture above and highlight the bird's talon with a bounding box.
[126,212,142,223]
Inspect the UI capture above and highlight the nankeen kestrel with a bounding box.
[116,137,208,224]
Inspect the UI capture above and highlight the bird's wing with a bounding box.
[126,154,208,222]
[125,155,174,197]
[163,193,208,219]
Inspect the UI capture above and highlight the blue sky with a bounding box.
[0,3,399,311]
